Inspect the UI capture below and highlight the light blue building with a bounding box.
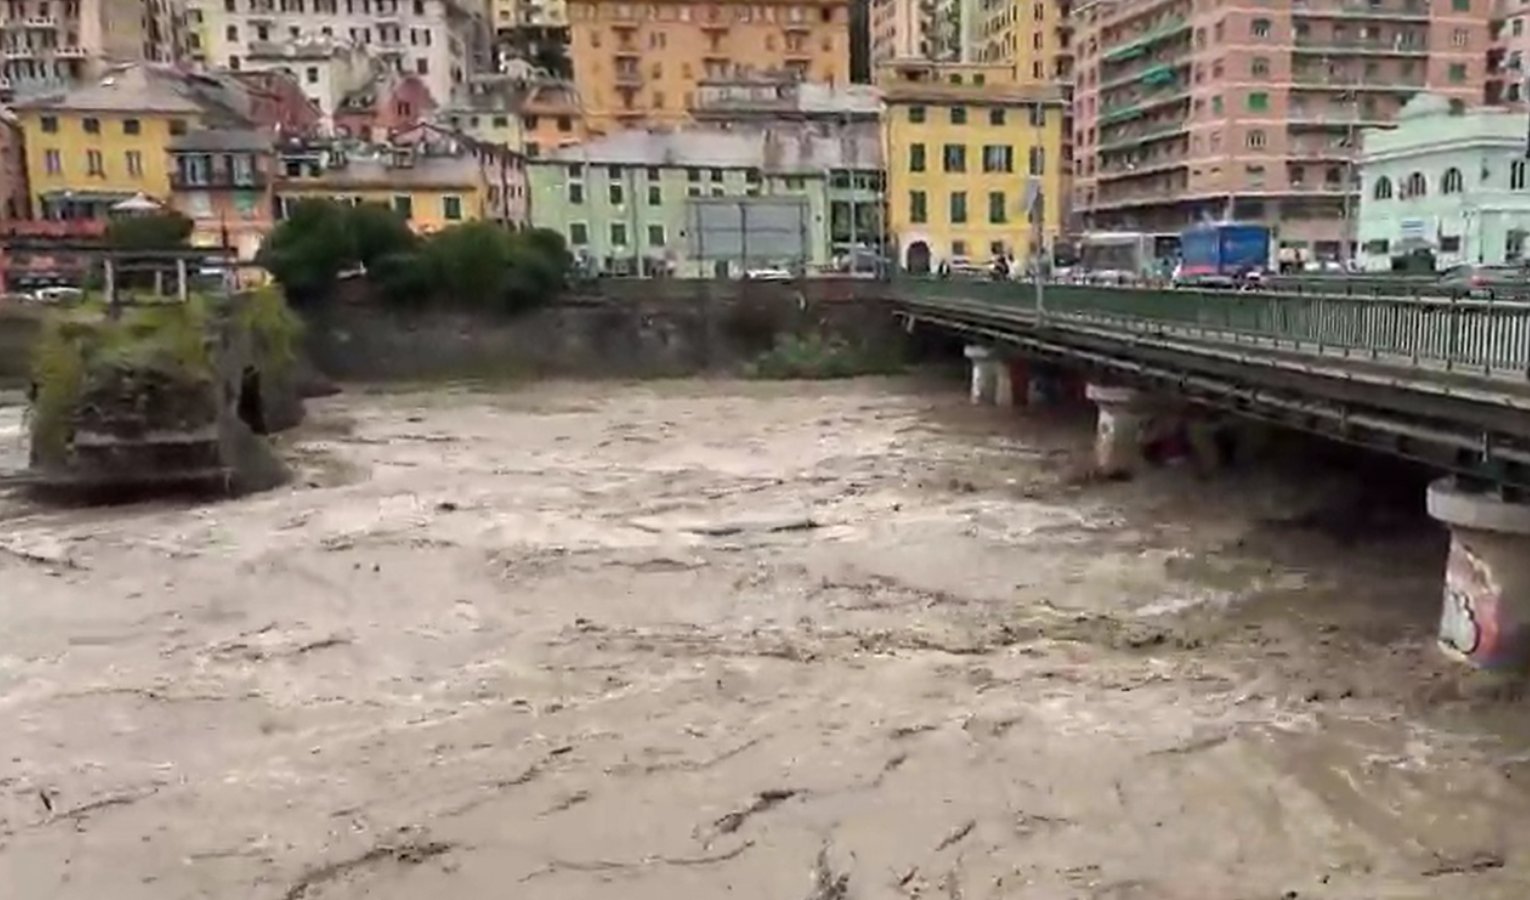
[1357,94,1530,271]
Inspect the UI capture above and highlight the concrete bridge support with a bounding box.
[965,345,1001,405]
[1086,384,1148,477]
[1427,479,1530,671]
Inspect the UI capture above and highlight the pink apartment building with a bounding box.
[1071,0,1489,261]
[1486,0,1530,103]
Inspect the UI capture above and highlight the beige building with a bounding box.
[1071,0,1490,259]
[0,0,186,99]
[239,37,375,131]
[1487,0,1530,104]
[182,0,488,105]
[493,0,566,29]
[977,0,1072,82]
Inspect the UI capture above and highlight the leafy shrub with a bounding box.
[748,332,903,380]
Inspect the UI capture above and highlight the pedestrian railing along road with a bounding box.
[893,279,1530,383]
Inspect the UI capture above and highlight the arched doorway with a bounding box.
[906,241,931,274]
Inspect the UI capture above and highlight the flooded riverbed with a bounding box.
[2,377,1529,899]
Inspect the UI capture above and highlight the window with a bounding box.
[443,195,463,220]
[1452,0,1469,9]
[558,116,573,132]
[1441,235,1462,252]
[44,149,60,174]
[1442,167,1463,194]
[1449,63,1467,83]
[910,190,927,224]
[952,240,968,257]
[1511,160,1525,190]
[988,191,1006,224]
[40,116,57,134]
[1246,129,1266,148]
[569,182,584,204]
[82,117,99,134]
[908,105,926,123]
[417,58,429,75]
[123,119,140,135]
[982,144,1013,172]
[393,194,413,219]
[226,24,238,39]
[1029,105,1046,127]
[950,106,967,124]
[492,115,509,128]
[1403,171,1427,197]
[1517,17,1525,36]
[647,184,661,205]
[1251,57,1269,77]
[607,165,622,179]
[910,143,926,172]
[86,149,103,176]
[125,150,142,177]
[949,191,967,223]
[610,222,628,245]
[169,119,187,136]
[306,66,319,83]
[609,183,624,204]
[942,144,966,172]
[989,108,1005,126]
[1372,176,1393,200]
[1028,146,1045,175]
[710,168,723,182]
[569,222,589,245]
[1248,92,1268,111]
[1212,96,1224,114]
[646,224,665,246]
[1251,18,1270,37]
[1452,26,1468,46]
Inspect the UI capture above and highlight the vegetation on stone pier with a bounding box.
[27,288,303,466]
[257,199,572,313]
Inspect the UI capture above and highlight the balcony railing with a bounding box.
[169,172,268,190]
[1292,35,1428,54]
[1291,0,1430,20]
[1096,154,1191,180]
[1096,121,1188,153]
[1291,71,1426,90]
[1100,17,1190,64]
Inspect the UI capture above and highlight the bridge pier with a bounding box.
[1427,479,1530,671]
[965,345,1001,405]
[1086,383,1148,477]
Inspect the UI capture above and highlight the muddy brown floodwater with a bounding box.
[4,377,1530,900]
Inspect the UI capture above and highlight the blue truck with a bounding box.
[1175,223,1272,287]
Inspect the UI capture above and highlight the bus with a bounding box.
[1075,231,1159,284]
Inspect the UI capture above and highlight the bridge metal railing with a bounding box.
[893,280,1530,381]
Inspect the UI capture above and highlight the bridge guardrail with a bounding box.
[894,280,1530,380]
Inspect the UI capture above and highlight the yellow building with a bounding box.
[567,0,850,133]
[14,64,253,220]
[880,59,1064,271]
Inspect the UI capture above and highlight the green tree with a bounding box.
[258,200,416,305]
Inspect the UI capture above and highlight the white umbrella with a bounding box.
[111,192,162,213]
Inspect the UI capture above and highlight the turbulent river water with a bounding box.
[2,377,1530,899]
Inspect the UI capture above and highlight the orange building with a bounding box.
[567,0,850,133]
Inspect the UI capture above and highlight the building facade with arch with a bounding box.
[1357,93,1530,271]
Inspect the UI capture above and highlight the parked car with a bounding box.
[743,267,793,281]
[1437,263,1528,296]
[30,286,84,304]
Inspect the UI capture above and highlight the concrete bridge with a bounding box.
[888,277,1530,673]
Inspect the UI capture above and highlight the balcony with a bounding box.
[1098,86,1188,125]
[1292,35,1428,55]
[1291,71,1425,91]
[1100,17,1189,64]
[3,45,36,58]
[1096,152,1191,181]
[23,15,55,27]
[53,44,84,57]
[1097,58,1188,94]
[1096,121,1188,154]
[169,172,268,190]
[613,67,643,86]
[1287,113,1392,129]
[1287,143,1354,159]
[1291,0,1430,21]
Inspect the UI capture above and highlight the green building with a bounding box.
[1358,94,1530,271]
[527,126,884,277]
